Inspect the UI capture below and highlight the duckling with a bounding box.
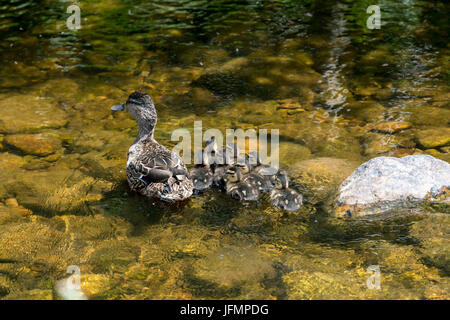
[248,151,279,178]
[224,167,259,201]
[212,142,239,189]
[190,137,217,192]
[111,92,193,202]
[236,158,273,193]
[270,170,303,211]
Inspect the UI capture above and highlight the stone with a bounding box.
[4,134,61,156]
[416,128,450,149]
[373,121,411,134]
[6,289,53,300]
[335,155,450,216]
[407,106,450,127]
[344,101,386,122]
[193,246,276,288]
[363,133,399,155]
[0,221,67,262]
[278,142,311,166]
[410,214,450,275]
[0,152,26,171]
[60,214,132,241]
[289,158,360,204]
[0,95,67,133]
[80,274,112,298]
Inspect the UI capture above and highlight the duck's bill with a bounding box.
[111,104,125,111]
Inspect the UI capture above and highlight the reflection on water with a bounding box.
[0,0,448,299]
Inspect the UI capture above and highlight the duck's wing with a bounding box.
[127,146,189,191]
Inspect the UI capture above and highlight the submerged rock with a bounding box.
[416,128,450,149]
[4,134,61,156]
[373,121,411,134]
[0,95,67,133]
[290,158,359,205]
[335,155,450,217]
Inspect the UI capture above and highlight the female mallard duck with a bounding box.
[224,166,259,201]
[270,170,303,211]
[111,92,193,202]
[190,137,217,192]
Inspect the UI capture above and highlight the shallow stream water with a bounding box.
[0,0,448,299]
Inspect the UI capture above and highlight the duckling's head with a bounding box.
[225,167,241,183]
[273,170,289,189]
[204,137,218,165]
[192,170,213,191]
[111,92,157,138]
[248,151,261,166]
[235,159,251,174]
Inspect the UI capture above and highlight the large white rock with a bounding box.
[337,155,450,207]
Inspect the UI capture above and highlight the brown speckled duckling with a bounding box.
[270,170,303,211]
[224,166,259,201]
[190,137,217,192]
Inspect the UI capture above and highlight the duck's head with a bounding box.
[111,92,157,137]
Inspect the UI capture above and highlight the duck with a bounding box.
[224,166,259,201]
[269,170,303,211]
[111,92,193,202]
[190,137,217,192]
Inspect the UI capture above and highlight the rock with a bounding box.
[343,101,386,122]
[4,134,61,156]
[193,246,276,288]
[193,54,320,99]
[60,214,132,241]
[363,133,399,156]
[80,274,112,298]
[87,240,140,273]
[373,121,411,134]
[0,221,67,263]
[0,152,26,171]
[410,214,450,275]
[416,128,450,149]
[6,289,53,300]
[290,158,359,204]
[335,155,450,216]
[278,142,311,166]
[214,57,249,73]
[407,106,450,127]
[0,95,67,133]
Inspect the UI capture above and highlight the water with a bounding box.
[0,0,448,299]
